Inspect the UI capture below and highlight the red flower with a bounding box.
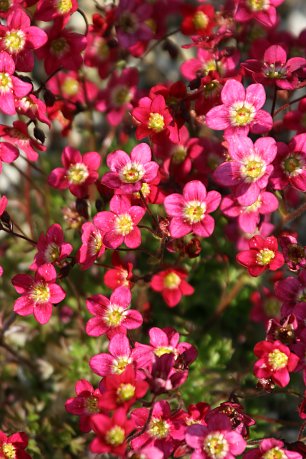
[0,430,31,459]
[150,268,194,307]
[253,340,299,387]
[236,236,284,277]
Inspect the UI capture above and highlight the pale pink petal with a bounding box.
[131,143,151,164]
[183,180,207,201]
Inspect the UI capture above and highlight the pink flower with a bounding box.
[36,18,87,74]
[99,364,148,410]
[164,180,221,239]
[30,223,73,270]
[131,401,185,457]
[180,3,215,37]
[274,270,306,317]
[185,413,246,459]
[12,264,66,324]
[214,136,277,206]
[0,194,7,216]
[35,0,78,21]
[65,379,103,433]
[76,222,105,270]
[205,80,273,136]
[90,408,135,457]
[236,235,284,277]
[243,437,302,459]
[48,146,101,198]
[86,286,143,338]
[115,0,153,49]
[0,141,18,172]
[181,48,239,81]
[96,67,138,126]
[0,120,46,161]
[270,135,306,192]
[150,268,194,307]
[15,93,51,126]
[235,0,285,28]
[0,430,31,459]
[0,51,32,115]
[132,94,176,143]
[90,333,135,377]
[253,340,299,387]
[104,253,133,290]
[93,195,145,249]
[47,70,98,106]
[101,143,159,193]
[0,8,47,71]
[242,44,306,90]
[221,191,279,233]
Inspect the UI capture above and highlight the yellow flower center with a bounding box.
[4,30,25,53]
[67,163,89,185]
[134,182,150,199]
[44,242,60,262]
[240,155,266,182]
[244,197,262,213]
[112,356,132,375]
[204,59,218,74]
[57,0,72,14]
[192,11,209,30]
[0,0,10,12]
[263,447,287,459]
[85,395,100,414]
[50,37,69,57]
[0,72,12,93]
[256,248,275,266]
[203,432,229,459]
[120,162,145,184]
[89,231,103,256]
[117,383,136,402]
[61,77,80,97]
[30,282,50,304]
[263,63,286,79]
[268,349,288,370]
[115,214,134,236]
[148,418,170,439]
[229,101,256,127]
[282,154,304,177]
[2,443,16,459]
[148,113,165,133]
[105,425,125,446]
[154,346,175,357]
[111,85,132,107]
[104,304,126,327]
[172,145,187,164]
[246,0,269,12]
[184,200,206,224]
[163,272,181,289]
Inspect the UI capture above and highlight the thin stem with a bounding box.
[273,93,306,118]
[0,225,37,245]
[270,86,278,117]
[139,190,159,229]
[77,8,89,35]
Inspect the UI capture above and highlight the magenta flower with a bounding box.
[243,437,302,459]
[0,141,18,172]
[205,80,273,136]
[12,264,66,324]
[274,270,306,317]
[86,287,143,339]
[0,8,47,71]
[101,143,159,193]
[30,223,73,270]
[0,430,31,459]
[214,136,277,206]
[35,0,78,21]
[76,222,106,270]
[221,191,279,233]
[236,235,284,277]
[90,408,135,457]
[253,340,299,387]
[234,0,285,28]
[90,333,135,377]
[0,120,46,161]
[36,18,87,74]
[96,67,138,126]
[16,93,51,127]
[164,180,221,238]
[65,379,103,433]
[48,146,101,198]
[186,413,246,459]
[0,51,32,115]
[94,195,145,249]
[115,0,153,49]
[150,268,194,307]
[0,194,8,216]
[270,135,306,192]
[243,44,306,90]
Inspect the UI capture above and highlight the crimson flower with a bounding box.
[236,236,284,277]
[12,264,66,324]
[253,340,299,387]
[76,222,105,270]
[150,268,194,307]
[0,430,31,459]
